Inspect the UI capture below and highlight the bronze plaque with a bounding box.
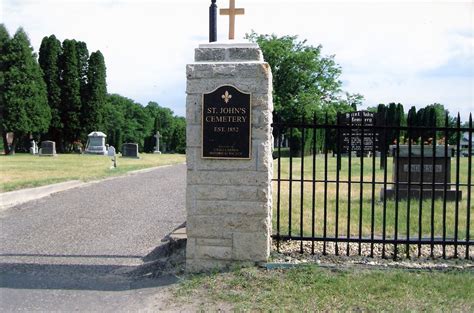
[202,85,251,159]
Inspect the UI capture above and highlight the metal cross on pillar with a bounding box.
[220,0,245,40]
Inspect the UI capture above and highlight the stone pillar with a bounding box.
[185,42,273,272]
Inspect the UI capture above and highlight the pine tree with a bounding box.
[59,39,81,150]
[1,28,50,154]
[76,41,89,139]
[39,35,62,144]
[83,50,106,134]
[0,24,11,153]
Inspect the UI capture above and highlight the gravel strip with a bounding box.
[271,240,473,270]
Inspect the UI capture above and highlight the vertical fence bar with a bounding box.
[323,113,329,255]
[394,128,400,260]
[336,120,341,256]
[311,115,317,255]
[466,114,472,259]
[289,127,293,237]
[418,136,425,257]
[276,115,282,252]
[300,116,305,254]
[442,113,449,259]
[454,114,461,258]
[430,117,437,258]
[382,125,388,258]
[358,117,365,255]
[347,118,353,256]
[407,126,412,258]
[370,121,376,257]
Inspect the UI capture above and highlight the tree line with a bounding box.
[249,32,464,155]
[0,25,185,154]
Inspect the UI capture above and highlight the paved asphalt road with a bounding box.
[0,164,186,312]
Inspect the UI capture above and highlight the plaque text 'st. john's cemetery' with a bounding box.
[202,85,251,159]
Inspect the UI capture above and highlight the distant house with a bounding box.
[461,132,474,156]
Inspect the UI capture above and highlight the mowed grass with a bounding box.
[0,153,185,192]
[273,156,473,240]
[176,266,474,311]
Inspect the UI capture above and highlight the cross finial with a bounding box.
[220,0,245,40]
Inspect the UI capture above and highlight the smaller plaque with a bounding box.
[202,85,251,159]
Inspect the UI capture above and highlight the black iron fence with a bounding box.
[272,113,473,259]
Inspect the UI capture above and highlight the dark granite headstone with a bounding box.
[122,143,139,158]
[39,140,56,156]
[381,145,461,200]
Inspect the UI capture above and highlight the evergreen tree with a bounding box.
[1,28,50,154]
[0,24,11,153]
[39,35,62,144]
[407,106,418,142]
[59,39,81,150]
[83,50,106,134]
[76,41,89,138]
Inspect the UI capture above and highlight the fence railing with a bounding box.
[272,113,473,259]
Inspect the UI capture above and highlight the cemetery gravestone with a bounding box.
[85,131,107,155]
[186,41,273,272]
[30,140,38,155]
[122,143,139,158]
[381,145,462,200]
[39,141,56,156]
[154,131,162,154]
[108,146,117,168]
[107,146,116,157]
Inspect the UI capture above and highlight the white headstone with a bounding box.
[107,146,116,157]
[30,140,38,155]
[85,131,107,155]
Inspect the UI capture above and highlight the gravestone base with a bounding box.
[381,188,462,201]
[185,41,273,272]
[38,151,57,157]
[153,151,162,154]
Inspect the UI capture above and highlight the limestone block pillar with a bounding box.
[185,42,273,272]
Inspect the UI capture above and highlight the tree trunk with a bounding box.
[8,135,18,155]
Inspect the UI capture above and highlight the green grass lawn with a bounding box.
[176,265,474,311]
[273,156,473,241]
[0,153,185,192]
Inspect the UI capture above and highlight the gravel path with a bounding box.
[0,164,186,312]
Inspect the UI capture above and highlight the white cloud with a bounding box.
[2,0,473,120]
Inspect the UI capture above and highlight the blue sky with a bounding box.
[2,0,473,121]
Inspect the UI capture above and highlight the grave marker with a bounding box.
[381,145,462,200]
[85,131,107,155]
[39,141,56,156]
[30,140,38,155]
[122,143,139,158]
[154,131,162,154]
